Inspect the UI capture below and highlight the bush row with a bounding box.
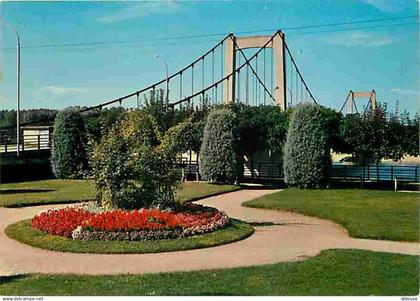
[51,99,419,192]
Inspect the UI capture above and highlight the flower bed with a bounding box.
[31,204,230,241]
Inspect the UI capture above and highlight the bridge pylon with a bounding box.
[224,32,287,110]
[340,90,377,115]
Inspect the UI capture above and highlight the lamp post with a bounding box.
[286,87,292,108]
[2,24,21,156]
[154,54,169,102]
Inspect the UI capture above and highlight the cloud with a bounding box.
[40,85,87,96]
[326,31,394,47]
[97,1,180,24]
[361,0,411,13]
[390,88,419,96]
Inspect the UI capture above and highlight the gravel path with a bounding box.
[0,188,418,276]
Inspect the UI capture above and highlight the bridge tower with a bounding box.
[340,90,377,114]
[224,32,287,110]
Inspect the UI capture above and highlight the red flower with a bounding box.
[32,205,227,238]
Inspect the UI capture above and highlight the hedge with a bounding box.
[51,108,88,179]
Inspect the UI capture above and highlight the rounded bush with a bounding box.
[283,103,331,188]
[51,108,89,179]
[91,110,189,210]
[199,108,239,183]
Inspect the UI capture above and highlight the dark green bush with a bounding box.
[51,108,89,179]
[91,110,190,210]
[199,108,239,183]
[231,103,290,156]
[283,103,331,188]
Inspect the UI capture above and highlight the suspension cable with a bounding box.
[80,35,230,113]
[283,39,318,104]
[232,37,276,103]
[170,31,278,107]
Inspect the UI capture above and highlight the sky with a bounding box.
[0,0,419,115]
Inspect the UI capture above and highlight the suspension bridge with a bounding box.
[80,30,317,112]
[1,30,318,154]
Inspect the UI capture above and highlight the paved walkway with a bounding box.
[0,189,418,276]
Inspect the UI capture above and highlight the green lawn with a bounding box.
[0,180,95,207]
[176,182,240,203]
[5,219,253,254]
[244,189,419,242]
[0,250,417,296]
[0,180,240,207]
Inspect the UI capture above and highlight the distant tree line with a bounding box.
[0,109,58,129]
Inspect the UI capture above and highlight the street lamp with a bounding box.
[154,54,169,102]
[286,87,293,108]
[2,23,21,156]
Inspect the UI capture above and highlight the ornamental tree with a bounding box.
[283,103,331,188]
[338,105,388,164]
[91,110,190,210]
[402,112,419,157]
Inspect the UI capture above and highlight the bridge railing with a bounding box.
[330,164,419,183]
[241,162,419,183]
[172,159,420,183]
[0,131,52,153]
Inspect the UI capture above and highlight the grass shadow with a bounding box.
[248,221,314,227]
[0,274,30,284]
[0,189,55,195]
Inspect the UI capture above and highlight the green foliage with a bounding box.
[84,107,126,141]
[283,103,331,188]
[229,104,289,157]
[142,89,174,133]
[265,107,291,154]
[176,109,210,154]
[337,104,415,163]
[142,89,195,134]
[187,108,211,153]
[142,90,212,153]
[51,108,89,179]
[363,105,388,163]
[91,110,190,210]
[319,106,343,153]
[337,113,367,159]
[227,104,289,179]
[0,109,57,129]
[385,113,406,161]
[200,108,239,183]
[230,104,266,156]
[400,111,419,158]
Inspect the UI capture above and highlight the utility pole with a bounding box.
[2,24,21,156]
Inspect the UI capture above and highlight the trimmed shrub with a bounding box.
[51,108,88,179]
[91,110,190,210]
[283,103,331,188]
[199,108,238,183]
